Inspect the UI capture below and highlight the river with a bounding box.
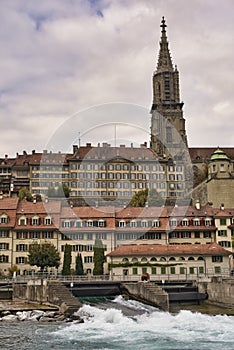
[0,296,234,350]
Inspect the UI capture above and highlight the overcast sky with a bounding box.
[0,0,233,157]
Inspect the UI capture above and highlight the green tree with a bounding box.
[75,253,84,275]
[93,239,106,275]
[18,187,33,202]
[28,243,60,271]
[62,244,72,275]
[129,189,164,207]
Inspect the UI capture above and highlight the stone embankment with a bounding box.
[122,282,169,311]
[0,309,83,323]
[13,279,82,315]
[196,277,234,308]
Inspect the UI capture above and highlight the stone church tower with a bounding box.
[150,17,188,158]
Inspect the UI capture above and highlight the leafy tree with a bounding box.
[75,253,84,275]
[93,239,106,275]
[62,244,72,275]
[28,243,60,271]
[18,187,33,202]
[129,189,164,207]
[8,264,20,276]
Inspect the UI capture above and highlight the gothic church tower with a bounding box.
[150,17,188,158]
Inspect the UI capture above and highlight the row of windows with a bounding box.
[16,231,54,240]
[70,163,166,172]
[61,220,106,229]
[117,218,213,228]
[121,256,205,263]
[62,232,107,241]
[131,266,223,275]
[117,232,162,240]
[169,232,212,239]
[18,216,52,226]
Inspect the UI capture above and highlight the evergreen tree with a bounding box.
[28,243,60,271]
[62,244,72,275]
[18,187,33,202]
[75,253,84,275]
[93,239,106,275]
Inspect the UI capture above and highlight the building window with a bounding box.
[170,267,176,274]
[0,255,8,263]
[16,257,27,264]
[220,218,227,226]
[19,216,27,226]
[194,219,200,226]
[189,267,194,274]
[0,243,9,250]
[0,231,9,238]
[218,230,227,236]
[98,220,106,227]
[215,266,221,273]
[219,241,231,248]
[45,217,52,225]
[151,267,157,275]
[84,256,93,263]
[180,267,185,274]
[212,256,223,263]
[161,267,166,274]
[32,217,39,226]
[42,232,53,239]
[199,267,204,274]
[182,219,189,226]
[170,219,177,227]
[152,220,160,228]
[132,257,138,262]
[133,267,138,275]
[118,220,126,228]
[0,215,8,224]
[95,233,107,240]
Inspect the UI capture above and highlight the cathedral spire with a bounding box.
[156,16,173,73]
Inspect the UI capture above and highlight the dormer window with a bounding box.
[19,216,27,226]
[31,216,39,226]
[118,220,126,228]
[130,220,136,228]
[98,220,106,227]
[0,214,8,224]
[193,218,200,226]
[152,220,160,228]
[87,220,93,227]
[170,219,177,227]
[44,216,52,225]
[75,220,82,228]
[205,218,212,226]
[182,218,189,226]
[141,220,148,228]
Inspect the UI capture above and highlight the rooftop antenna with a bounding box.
[78,132,81,147]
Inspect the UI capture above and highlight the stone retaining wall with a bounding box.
[197,277,234,307]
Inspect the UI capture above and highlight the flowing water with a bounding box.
[0,296,234,350]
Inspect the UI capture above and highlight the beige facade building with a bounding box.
[0,197,233,276]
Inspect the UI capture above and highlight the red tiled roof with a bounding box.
[0,198,19,210]
[189,147,234,162]
[107,242,231,257]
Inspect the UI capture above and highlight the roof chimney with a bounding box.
[220,203,224,210]
[195,200,201,210]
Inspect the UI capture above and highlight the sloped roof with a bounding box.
[107,243,231,257]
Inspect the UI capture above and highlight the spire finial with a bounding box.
[160,16,167,33]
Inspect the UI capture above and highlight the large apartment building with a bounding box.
[0,197,233,276]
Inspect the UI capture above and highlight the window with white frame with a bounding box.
[152,220,160,227]
[182,218,189,226]
[118,220,126,228]
[44,216,52,225]
[170,219,177,227]
[193,218,200,226]
[0,214,8,224]
[19,216,27,226]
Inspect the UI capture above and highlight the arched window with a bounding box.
[141,257,147,262]
[44,216,52,225]
[188,257,195,261]
[160,257,166,262]
[119,220,126,228]
[179,257,185,261]
[132,257,138,262]
[122,258,129,262]
[152,220,160,228]
[150,257,157,262]
[169,257,176,261]
[197,256,204,261]
[31,215,39,226]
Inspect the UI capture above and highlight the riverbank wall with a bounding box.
[196,277,234,308]
[13,279,82,314]
[122,282,169,311]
